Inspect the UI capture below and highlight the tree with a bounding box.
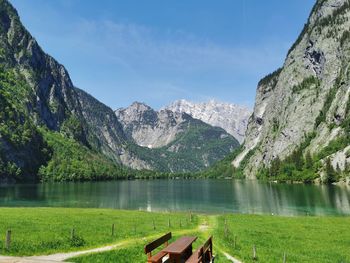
[336,163,341,175]
[305,150,313,169]
[291,149,304,171]
[270,157,281,177]
[345,160,350,173]
[324,158,336,184]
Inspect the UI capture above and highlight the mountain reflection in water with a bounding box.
[0,179,349,216]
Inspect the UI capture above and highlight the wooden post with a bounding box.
[168,218,171,228]
[5,230,11,250]
[180,219,182,228]
[253,245,257,260]
[283,252,287,263]
[233,235,237,249]
[189,211,192,222]
[152,220,156,230]
[111,224,115,236]
[224,224,228,238]
[71,228,75,239]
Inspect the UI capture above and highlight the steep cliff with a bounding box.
[234,0,350,181]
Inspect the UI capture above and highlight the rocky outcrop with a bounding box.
[234,0,350,178]
[116,102,195,148]
[165,99,251,143]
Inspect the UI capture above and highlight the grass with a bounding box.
[216,214,350,263]
[0,208,349,262]
[0,208,197,256]
[70,228,231,263]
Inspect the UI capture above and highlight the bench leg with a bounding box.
[168,254,181,263]
[183,245,193,260]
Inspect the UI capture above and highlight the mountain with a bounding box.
[0,0,240,182]
[232,0,350,182]
[165,99,251,143]
[0,0,142,182]
[0,0,177,182]
[116,102,240,171]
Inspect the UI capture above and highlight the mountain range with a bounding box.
[116,102,239,171]
[0,0,241,182]
[0,0,349,184]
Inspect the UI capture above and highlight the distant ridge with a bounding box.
[164,99,251,143]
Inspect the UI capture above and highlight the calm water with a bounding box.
[0,179,350,216]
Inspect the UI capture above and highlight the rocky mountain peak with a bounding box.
[115,102,239,170]
[164,99,251,143]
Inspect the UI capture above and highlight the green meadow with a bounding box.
[0,208,349,262]
[0,208,197,256]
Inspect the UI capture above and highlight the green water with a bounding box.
[0,179,349,216]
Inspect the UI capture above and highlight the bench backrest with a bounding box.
[195,246,204,263]
[202,236,213,262]
[144,232,172,254]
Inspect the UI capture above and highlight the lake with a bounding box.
[0,179,349,216]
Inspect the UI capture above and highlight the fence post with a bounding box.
[168,218,171,228]
[112,224,115,236]
[71,228,75,239]
[224,223,228,238]
[253,245,257,260]
[152,220,156,230]
[5,230,11,250]
[233,235,237,249]
[189,211,192,222]
[180,219,182,228]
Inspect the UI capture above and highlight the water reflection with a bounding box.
[0,179,349,216]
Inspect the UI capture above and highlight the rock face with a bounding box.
[165,99,251,143]
[116,102,187,148]
[116,102,240,171]
[234,0,350,177]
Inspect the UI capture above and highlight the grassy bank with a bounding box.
[0,208,197,256]
[0,208,349,262]
[216,214,350,263]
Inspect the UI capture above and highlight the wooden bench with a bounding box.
[145,232,172,263]
[186,236,214,263]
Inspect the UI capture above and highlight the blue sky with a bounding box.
[10,0,315,110]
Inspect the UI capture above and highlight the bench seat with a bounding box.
[148,250,168,263]
[185,236,214,263]
[185,247,203,263]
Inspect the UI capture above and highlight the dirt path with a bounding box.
[0,228,196,263]
[197,215,242,263]
[0,216,242,263]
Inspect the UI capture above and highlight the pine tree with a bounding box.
[345,160,350,173]
[270,157,281,177]
[336,163,341,175]
[325,158,336,184]
[305,151,313,169]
